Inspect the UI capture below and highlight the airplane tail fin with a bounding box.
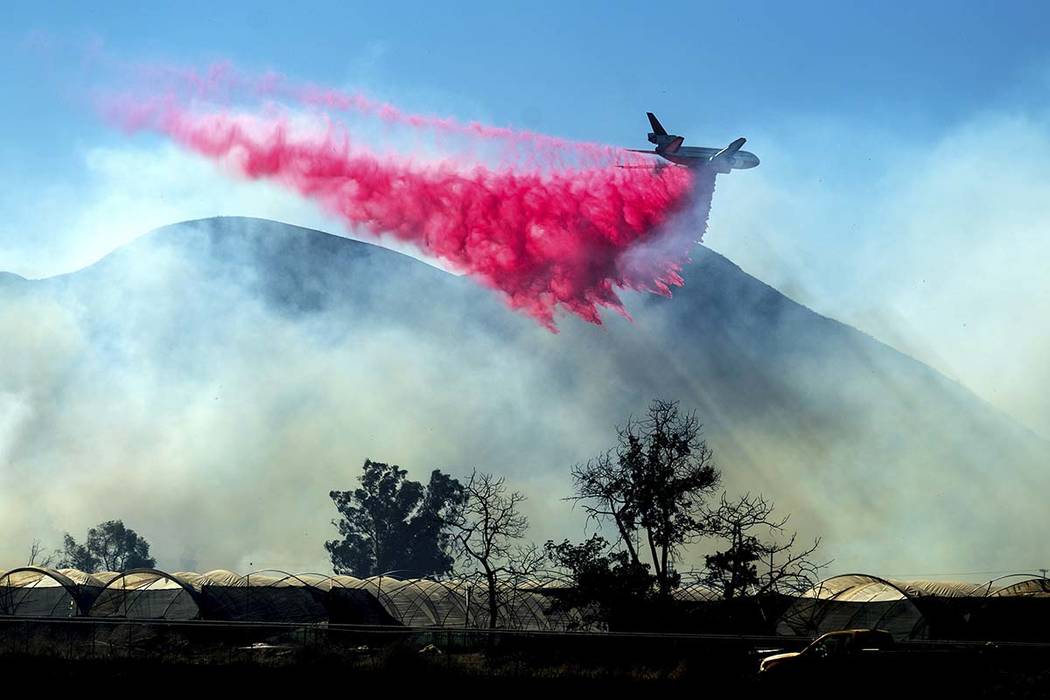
[647,112,668,136]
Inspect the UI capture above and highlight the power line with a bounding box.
[876,568,1047,578]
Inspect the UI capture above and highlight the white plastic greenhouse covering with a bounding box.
[672,581,720,603]
[343,576,572,629]
[776,573,1050,640]
[0,567,573,629]
[0,568,85,617]
[985,575,1050,597]
[90,570,201,620]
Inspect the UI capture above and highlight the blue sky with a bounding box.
[4,1,1049,177]
[2,1,1050,434]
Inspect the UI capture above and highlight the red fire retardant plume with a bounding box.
[125,105,708,330]
[139,62,646,170]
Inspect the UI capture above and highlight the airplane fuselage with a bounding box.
[658,146,760,171]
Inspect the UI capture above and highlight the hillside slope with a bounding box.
[2,216,1044,574]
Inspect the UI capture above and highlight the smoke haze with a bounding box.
[4,59,1050,582]
[1,217,1046,578]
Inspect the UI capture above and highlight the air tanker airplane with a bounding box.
[628,112,760,173]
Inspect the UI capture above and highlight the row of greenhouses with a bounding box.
[778,573,1050,641]
[4,567,1050,640]
[0,567,578,629]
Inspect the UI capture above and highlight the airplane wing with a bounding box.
[710,137,746,163]
[617,163,671,171]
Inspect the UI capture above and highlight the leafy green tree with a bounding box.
[570,399,721,598]
[326,459,465,577]
[58,520,156,572]
[545,535,653,630]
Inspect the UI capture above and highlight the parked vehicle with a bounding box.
[759,629,895,675]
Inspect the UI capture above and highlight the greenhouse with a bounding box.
[777,573,1050,640]
[672,580,720,603]
[297,574,398,625]
[194,570,329,623]
[345,576,566,630]
[89,570,202,620]
[969,575,1050,642]
[5,565,1050,639]
[0,567,569,628]
[0,567,94,617]
[985,575,1050,597]
[349,577,478,627]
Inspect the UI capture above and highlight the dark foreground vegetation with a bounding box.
[1,619,1049,696]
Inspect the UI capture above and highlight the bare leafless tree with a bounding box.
[27,539,55,568]
[702,492,829,599]
[505,541,547,585]
[448,470,529,628]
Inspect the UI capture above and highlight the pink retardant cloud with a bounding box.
[110,79,710,330]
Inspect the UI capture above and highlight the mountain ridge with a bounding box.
[2,215,1045,574]
[12,214,1015,424]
